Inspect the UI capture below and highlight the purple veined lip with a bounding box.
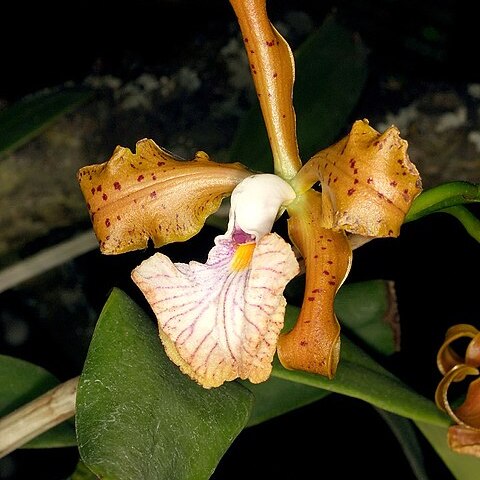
[232,228,256,245]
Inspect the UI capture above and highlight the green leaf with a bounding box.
[229,15,367,172]
[76,288,253,480]
[376,409,430,480]
[0,355,76,448]
[416,421,480,480]
[0,86,93,156]
[242,376,329,427]
[405,181,480,223]
[335,280,399,356]
[273,306,449,427]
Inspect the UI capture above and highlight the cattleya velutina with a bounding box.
[435,324,480,457]
[77,0,421,388]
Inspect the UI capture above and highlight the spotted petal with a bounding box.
[77,139,251,254]
[293,119,422,237]
[131,232,299,388]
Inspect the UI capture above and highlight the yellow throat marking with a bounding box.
[231,242,256,271]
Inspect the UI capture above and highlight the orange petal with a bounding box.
[77,139,251,254]
[229,0,302,179]
[437,324,480,375]
[297,119,422,237]
[448,425,480,457]
[435,364,480,427]
[277,189,352,378]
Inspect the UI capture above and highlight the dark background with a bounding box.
[1,1,479,479]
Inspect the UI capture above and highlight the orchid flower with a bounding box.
[435,324,480,457]
[77,0,421,388]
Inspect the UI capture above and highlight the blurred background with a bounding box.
[0,0,479,478]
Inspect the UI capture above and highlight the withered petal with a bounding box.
[448,425,480,457]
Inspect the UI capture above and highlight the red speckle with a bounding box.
[321,247,327,250]
[327,238,332,242]
[319,235,324,239]
[157,161,165,167]
[313,254,318,259]
[327,260,333,265]
[390,181,398,187]
[354,178,359,184]
[367,177,373,184]
[150,191,157,198]
[307,297,315,302]
[347,188,356,196]
[312,288,321,293]
[91,187,95,195]
[282,114,286,118]
[250,49,254,53]
[349,159,356,168]
[102,193,108,201]
[397,159,404,165]
[137,175,145,182]
[266,39,275,47]
[300,340,308,346]
[323,270,330,275]
[273,72,278,78]
[333,177,338,183]
[116,215,121,220]
[328,281,336,286]
[354,168,358,174]
[105,218,111,228]
[403,188,409,194]
[96,185,102,192]
[114,181,121,190]
[244,37,248,43]
[377,192,384,199]
[152,174,157,180]
[388,229,394,236]
[105,235,110,241]
[86,203,91,211]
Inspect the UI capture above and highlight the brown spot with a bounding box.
[152,174,157,180]
[354,178,359,184]
[354,168,358,174]
[327,260,333,264]
[321,247,327,250]
[328,281,336,286]
[347,188,356,196]
[388,229,394,236]
[313,254,318,259]
[86,203,91,211]
[273,72,278,78]
[266,39,275,46]
[312,288,321,293]
[137,175,145,182]
[244,37,248,43]
[116,215,121,220]
[102,193,108,201]
[390,181,398,187]
[114,181,121,190]
[307,297,315,302]
[157,161,165,167]
[105,218,111,228]
[367,177,373,184]
[150,191,157,198]
[333,177,338,183]
[96,185,102,192]
[300,340,308,346]
[323,270,330,275]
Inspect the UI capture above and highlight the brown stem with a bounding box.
[0,376,78,458]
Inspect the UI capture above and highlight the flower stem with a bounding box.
[0,376,78,458]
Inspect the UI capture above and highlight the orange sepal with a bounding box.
[277,189,352,378]
[77,139,251,254]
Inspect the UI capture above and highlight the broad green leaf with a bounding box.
[229,15,367,172]
[335,280,399,356]
[76,288,253,480]
[0,87,93,156]
[242,376,329,427]
[376,409,430,480]
[0,355,76,448]
[274,306,449,426]
[416,421,480,480]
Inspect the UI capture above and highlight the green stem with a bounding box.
[440,205,480,243]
